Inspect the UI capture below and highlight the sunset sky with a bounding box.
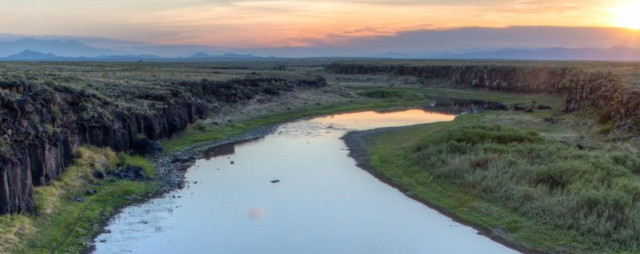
[1,0,640,48]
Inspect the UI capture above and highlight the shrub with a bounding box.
[433,125,543,145]
[0,139,11,156]
[598,122,615,134]
[360,89,419,99]
[135,133,147,141]
[51,106,62,120]
[598,107,614,124]
[193,121,210,132]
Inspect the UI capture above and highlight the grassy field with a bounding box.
[2,59,637,254]
[0,61,327,116]
[360,92,640,253]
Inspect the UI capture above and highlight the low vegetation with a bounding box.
[0,147,159,253]
[419,124,640,250]
[162,95,433,152]
[365,106,640,253]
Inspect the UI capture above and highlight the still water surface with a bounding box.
[93,109,520,254]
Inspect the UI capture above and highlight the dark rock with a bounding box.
[133,138,164,155]
[177,163,191,171]
[544,118,561,124]
[86,189,97,196]
[92,170,105,180]
[263,87,280,95]
[492,227,507,238]
[271,179,280,183]
[513,104,527,111]
[484,103,508,111]
[525,108,535,113]
[538,105,552,110]
[230,161,235,165]
[109,166,147,181]
[576,144,585,150]
[172,155,193,163]
[71,196,85,202]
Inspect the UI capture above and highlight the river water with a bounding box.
[93,109,521,254]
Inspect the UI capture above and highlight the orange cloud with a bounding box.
[127,0,629,47]
[0,0,637,47]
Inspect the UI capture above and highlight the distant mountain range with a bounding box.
[1,50,279,62]
[0,38,116,57]
[2,37,640,61]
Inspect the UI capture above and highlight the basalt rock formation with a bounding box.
[0,76,326,215]
[328,62,640,131]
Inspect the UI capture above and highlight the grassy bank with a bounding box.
[361,102,640,253]
[0,147,160,253]
[162,86,564,153]
[161,96,435,152]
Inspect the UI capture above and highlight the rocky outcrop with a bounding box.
[0,76,326,215]
[327,62,640,131]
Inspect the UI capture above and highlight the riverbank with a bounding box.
[344,95,640,254]
[0,86,441,253]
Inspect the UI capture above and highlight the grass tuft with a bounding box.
[0,147,159,253]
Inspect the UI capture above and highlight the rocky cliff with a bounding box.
[327,62,640,131]
[0,76,326,215]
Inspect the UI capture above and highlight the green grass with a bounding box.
[118,153,157,178]
[363,108,640,254]
[0,147,160,254]
[161,97,434,152]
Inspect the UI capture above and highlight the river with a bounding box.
[93,109,520,254]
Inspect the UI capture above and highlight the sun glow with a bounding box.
[613,2,640,29]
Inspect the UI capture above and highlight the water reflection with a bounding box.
[92,109,519,254]
[314,109,455,130]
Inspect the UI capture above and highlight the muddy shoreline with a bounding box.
[342,127,547,254]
